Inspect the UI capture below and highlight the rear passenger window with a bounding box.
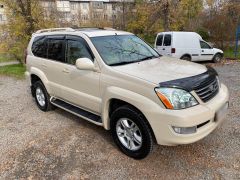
[156,35,163,46]
[66,40,93,65]
[163,34,171,46]
[47,38,65,62]
[32,36,47,58]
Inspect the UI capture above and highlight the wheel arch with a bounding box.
[101,87,159,141]
[180,54,192,60]
[29,67,51,94]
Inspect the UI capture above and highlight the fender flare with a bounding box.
[30,67,51,94]
[101,86,161,130]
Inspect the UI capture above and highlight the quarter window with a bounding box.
[156,35,163,46]
[200,41,211,49]
[32,36,47,58]
[47,38,65,62]
[66,39,93,65]
[163,34,171,46]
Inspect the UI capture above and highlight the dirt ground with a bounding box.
[0,62,239,179]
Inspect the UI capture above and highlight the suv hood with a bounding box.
[112,56,207,84]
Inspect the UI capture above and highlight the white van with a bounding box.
[154,32,223,62]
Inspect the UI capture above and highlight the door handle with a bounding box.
[163,48,165,50]
[62,68,70,73]
[202,50,204,52]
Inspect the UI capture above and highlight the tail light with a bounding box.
[171,48,176,54]
[24,49,27,64]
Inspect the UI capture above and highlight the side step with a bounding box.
[50,98,102,125]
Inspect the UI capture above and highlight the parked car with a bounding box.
[25,28,229,159]
[154,31,224,62]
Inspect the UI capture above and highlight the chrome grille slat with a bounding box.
[194,76,219,103]
[194,79,217,93]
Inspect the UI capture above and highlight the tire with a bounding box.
[110,105,154,159]
[180,55,191,61]
[213,53,223,63]
[33,81,54,112]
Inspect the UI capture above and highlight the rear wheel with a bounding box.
[213,53,223,63]
[180,55,191,61]
[110,105,154,159]
[33,81,54,111]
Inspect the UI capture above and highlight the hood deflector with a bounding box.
[159,66,218,92]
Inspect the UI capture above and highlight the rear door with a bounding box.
[162,34,172,56]
[155,34,164,55]
[44,35,67,97]
[200,40,214,61]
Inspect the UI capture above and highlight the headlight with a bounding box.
[155,88,198,110]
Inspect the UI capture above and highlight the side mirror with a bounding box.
[75,58,94,71]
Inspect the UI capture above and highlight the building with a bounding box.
[42,0,134,26]
[0,3,7,24]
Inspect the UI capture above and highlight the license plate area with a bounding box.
[214,102,229,122]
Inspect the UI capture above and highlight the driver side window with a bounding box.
[66,39,93,65]
[200,41,211,49]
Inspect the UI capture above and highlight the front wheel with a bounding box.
[110,105,154,159]
[213,54,223,63]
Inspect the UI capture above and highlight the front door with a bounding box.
[200,40,214,61]
[60,35,101,114]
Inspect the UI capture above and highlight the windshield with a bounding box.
[91,35,160,66]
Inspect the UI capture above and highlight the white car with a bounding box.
[154,31,223,62]
[25,28,229,159]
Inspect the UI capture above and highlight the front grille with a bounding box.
[194,77,219,102]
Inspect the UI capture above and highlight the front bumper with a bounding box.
[147,83,229,146]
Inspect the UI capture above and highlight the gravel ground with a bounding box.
[0,62,239,179]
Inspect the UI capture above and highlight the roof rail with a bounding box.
[102,27,116,30]
[35,28,75,34]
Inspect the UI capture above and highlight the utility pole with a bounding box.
[235,18,240,58]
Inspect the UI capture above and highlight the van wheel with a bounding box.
[181,55,191,61]
[33,81,54,112]
[110,105,153,159]
[213,54,223,63]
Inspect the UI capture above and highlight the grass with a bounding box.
[224,47,240,60]
[0,53,14,63]
[0,64,26,79]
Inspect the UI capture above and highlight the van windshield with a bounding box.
[91,35,160,66]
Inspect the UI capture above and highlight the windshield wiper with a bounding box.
[138,55,158,62]
[109,55,159,66]
[109,61,136,66]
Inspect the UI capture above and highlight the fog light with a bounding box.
[172,126,197,134]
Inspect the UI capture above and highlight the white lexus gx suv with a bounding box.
[25,28,229,159]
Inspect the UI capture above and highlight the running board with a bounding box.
[50,98,102,125]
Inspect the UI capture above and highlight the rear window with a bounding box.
[156,35,163,46]
[163,34,171,46]
[47,37,65,62]
[32,36,47,58]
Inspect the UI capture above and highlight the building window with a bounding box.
[92,2,103,9]
[103,3,107,9]
[0,14,3,21]
[82,3,88,9]
[0,5,3,8]
[82,14,88,20]
[104,14,108,20]
[71,3,77,10]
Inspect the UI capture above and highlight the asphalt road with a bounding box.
[0,62,239,179]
